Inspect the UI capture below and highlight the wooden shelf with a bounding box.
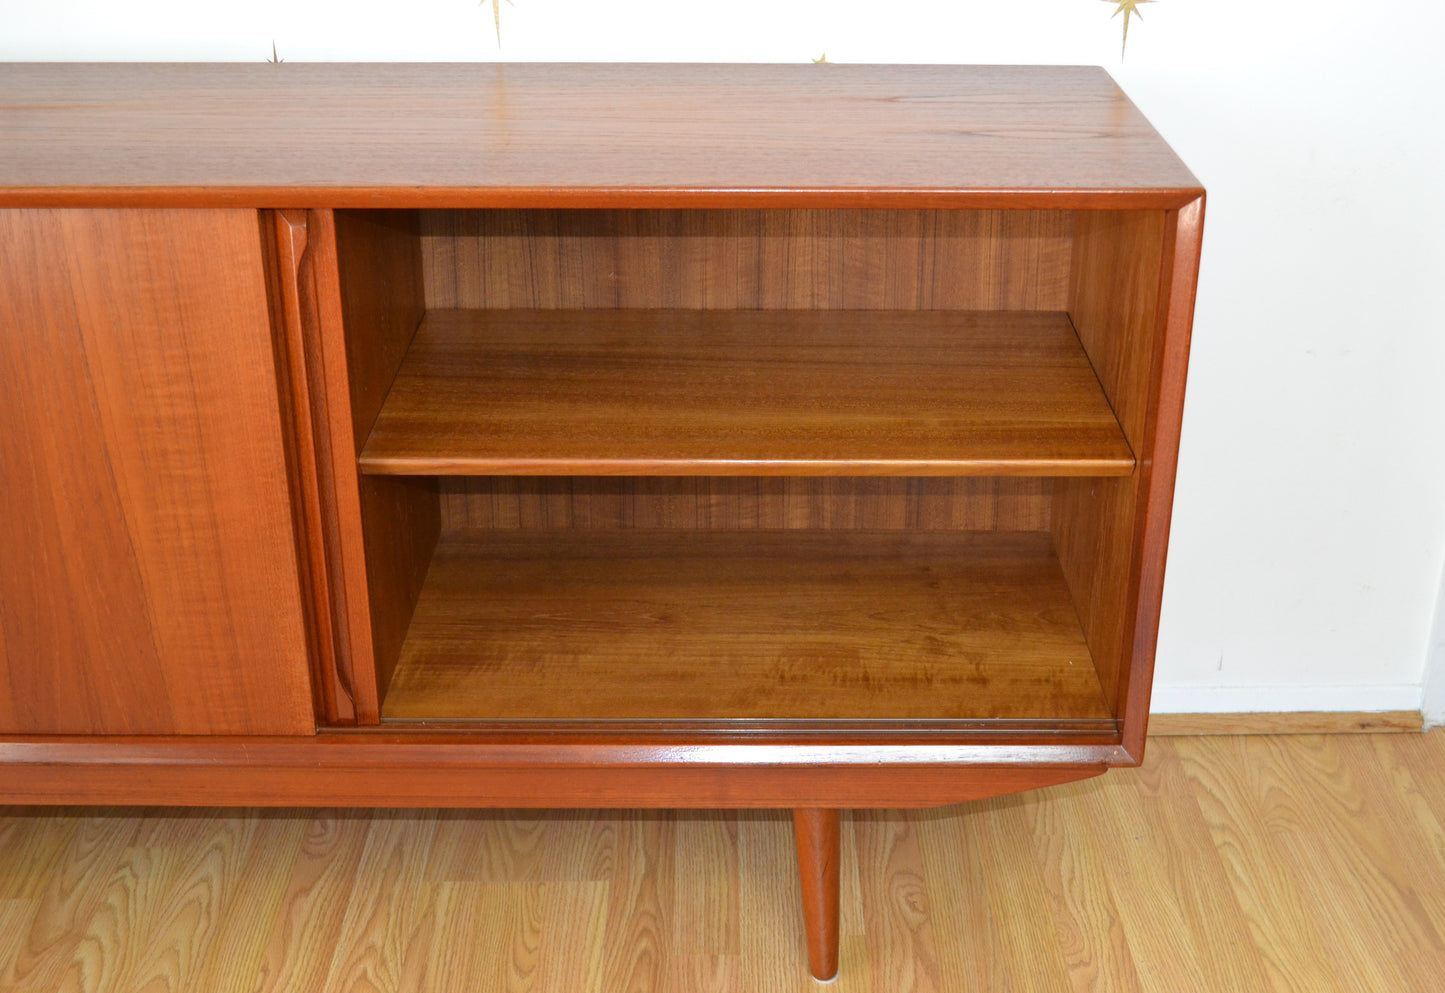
[358,310,1135,477]
[380,530,1112,727]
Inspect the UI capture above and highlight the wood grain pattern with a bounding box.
[1178,734,1445,991]
[1148,710,1424,736]
[674,813,739,965]
[251,812,372,993]
[421,209,1072,311]
[354,476,441,707]
[0,815,131,990]
[1051,207,1179,735]
[0,208,314,735]
[265,209,356,725]
[792,809,841,982]
[333,211,427,451]
[1051,477,1139,719]
[1067,740,1273,992]
[0,65,1202,208]
[922,793,1075,991]
[1018,773,1145,992]
[380,530,1110,725]
[1185,799,1369,993]
[310,208,438,717]
[0,733,1113,808]
[320,808,445,991]
[1066,210,1168,450]
[441,477,1053,532]
[600,811,675,993]
[4,731,1438,992]
[359,310,1135,476]
[1115,197,1206,758]
[853,810,945,992]
[302,208,381,723]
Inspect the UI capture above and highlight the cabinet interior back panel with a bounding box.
[440,477,1052,532]
[420,209,1073,311]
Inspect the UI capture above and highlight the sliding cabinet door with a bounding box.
[0,209,315,734]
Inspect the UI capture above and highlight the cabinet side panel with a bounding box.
[0,208,314,735]
[440,477,1052,531]
[1054,210,1169,721]
[334,210,427,445]
[358,476,439,702]
[1118,199,1204,755]
[1063,211,1167,449]
[1052,476,1138,717]
[420,209,1072,311]
[328,210,439,710]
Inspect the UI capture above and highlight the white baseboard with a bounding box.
[1149,682,1423,715]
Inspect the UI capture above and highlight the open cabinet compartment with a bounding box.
[321,206,1171,740]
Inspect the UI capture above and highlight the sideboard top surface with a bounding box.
[0,63,1202,208]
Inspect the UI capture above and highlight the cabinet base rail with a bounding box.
[0,736,1113,807]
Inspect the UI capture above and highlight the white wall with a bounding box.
[5,0,1444,715]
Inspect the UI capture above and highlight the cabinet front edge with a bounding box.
[0,186,1207,210]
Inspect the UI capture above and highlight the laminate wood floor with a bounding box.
[2,730,1443,992]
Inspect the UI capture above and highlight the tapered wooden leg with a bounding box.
[792,807,841,982]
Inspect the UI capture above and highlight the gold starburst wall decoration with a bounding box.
[1101,0,1154,58]
[483,0,514,44]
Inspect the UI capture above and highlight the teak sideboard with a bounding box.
[0,63,1203,981]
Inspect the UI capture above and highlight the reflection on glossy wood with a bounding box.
[359,310,1136,477]
[3,731,1441,992]
[0,209,313,735]
[381,531,1110,725]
